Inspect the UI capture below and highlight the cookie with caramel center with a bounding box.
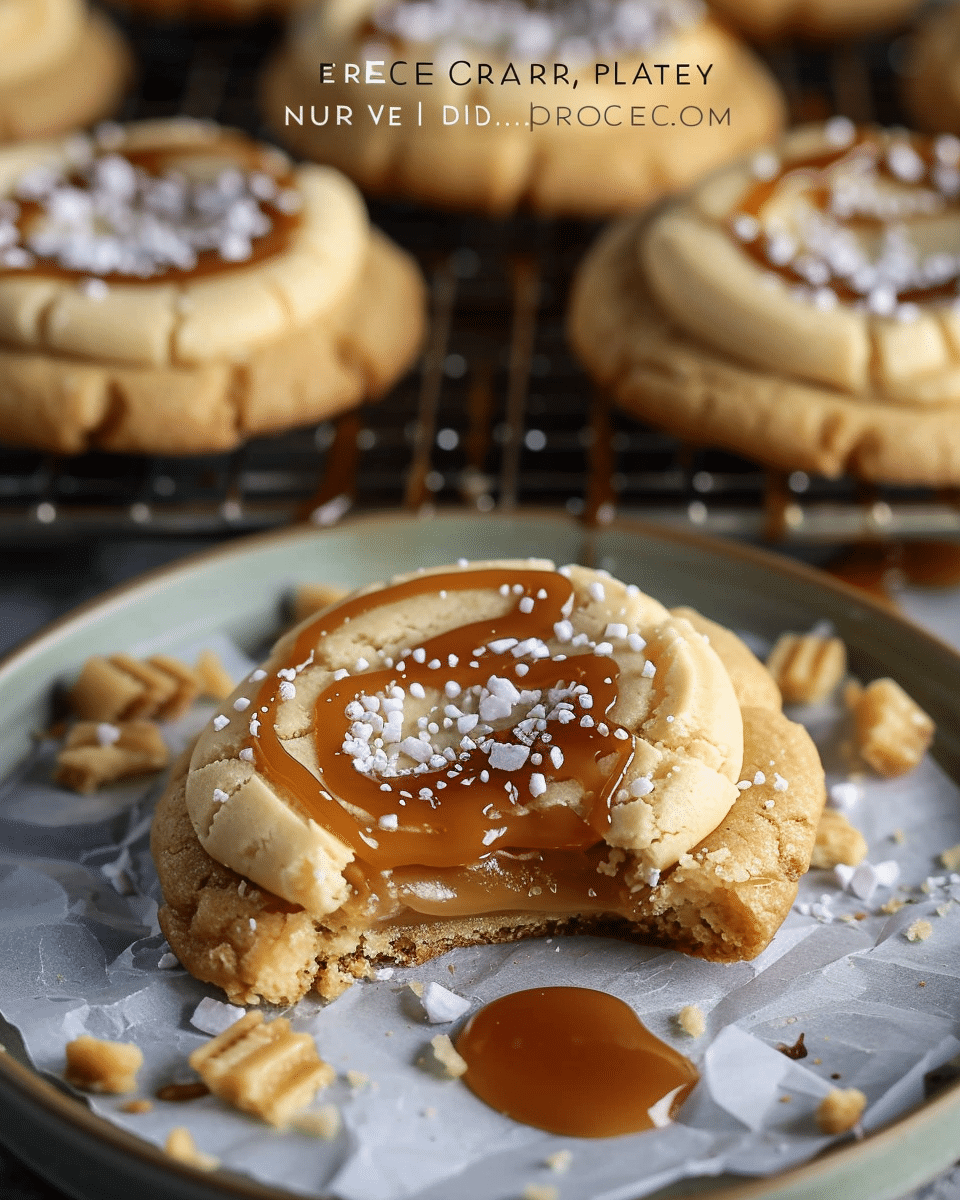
[152,560,824,1006]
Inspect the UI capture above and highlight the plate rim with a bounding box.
[3,507,960,1200]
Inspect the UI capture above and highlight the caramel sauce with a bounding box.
[733,133,960,306]
[828,540,960,601]
[3,135,300,285]
[454,987,699,1137]
[246,567,642,919]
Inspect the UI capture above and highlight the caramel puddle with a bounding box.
[454,986,698,1138]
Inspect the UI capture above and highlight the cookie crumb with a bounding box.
[850,678,934,777]
[346,1070,369,1090]
[120,1098,153,1114]
[940,843,960,871]
[879,897,906,914]
[165,1126,219,1171]
[776,1033,807,1060]
[816,1087,867,1134]
[64,1035,142,1094]
[293,582,351,625]
[676,1005,705,1038]
[767,632,846,703]
[189,1011,334,1126]
[55,719,169,793]
[194,650,234,700]
[544,1150,573,1173]
[294,1104,341,1139]
[906,919,934,942]
[811,810,867,869]
[428,1034,468,1079]
[522,1186,558,1200]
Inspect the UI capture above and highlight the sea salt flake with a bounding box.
[419,982,471,1024]
[488,743,530,771]
[191,997,246,1036]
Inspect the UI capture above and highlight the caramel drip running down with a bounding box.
[733,133,960,306]
[455,987,699,1137]
[250,568,635,873]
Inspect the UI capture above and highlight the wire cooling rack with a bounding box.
[0,9,957,545]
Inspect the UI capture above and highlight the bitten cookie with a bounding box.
[261,0,784,217]
[0,0,128,141]
[706,0,921,41]
[569,120,960,485]
[151,559,824,1006]
[903,3,960,138]
[0,119,426,455]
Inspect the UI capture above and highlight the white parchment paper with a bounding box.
[2,629,960,1200]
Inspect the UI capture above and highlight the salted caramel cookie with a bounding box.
[0,119,425,455]
[261,0,784,217]
[0,0,128,142]
[903,3,960,138]
[151,560,824,1006]
[570,121,960,484]
[706,0,921,41]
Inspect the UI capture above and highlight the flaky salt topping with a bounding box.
[732,126,960,322]
[337,602,650,826]
[370,0,704,60]
[0,133,299,279]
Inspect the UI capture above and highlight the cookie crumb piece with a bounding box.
[766,632,846,703]
[345,1070,369,1090]
[906,919,934,943]
[811,810,868,869]
[147,654,200,720]
[293,583,351,625]
[777,1033,807,1060]
[677,1005,706,1038]
[55,719,169,793]
[522,1186,558,1200]
[851,679,934,777]
[407,981,425,998]
[120,1098,153,1114]
[67,656,148,722]
[816,1087,867,1134]
[164,1126,219,1172]
[880,897,906,914]
[544,1150,573,1173]
[194,650,235,700]
[294,1104,341,1139]
[188,1011,334,1126]
[941,843,960,871]
[428,1034,468,1079]
[64,1036,142,1094]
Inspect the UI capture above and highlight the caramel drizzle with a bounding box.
[3,137,300,285]
[248,568,635,872]
[455,986,699,1138]
[734,133,960,305]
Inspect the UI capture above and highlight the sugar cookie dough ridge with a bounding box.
[569,199,960,484]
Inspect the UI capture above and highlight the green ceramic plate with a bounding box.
[1,512,958,1200]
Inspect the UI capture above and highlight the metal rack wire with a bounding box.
[0,11,956,545]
